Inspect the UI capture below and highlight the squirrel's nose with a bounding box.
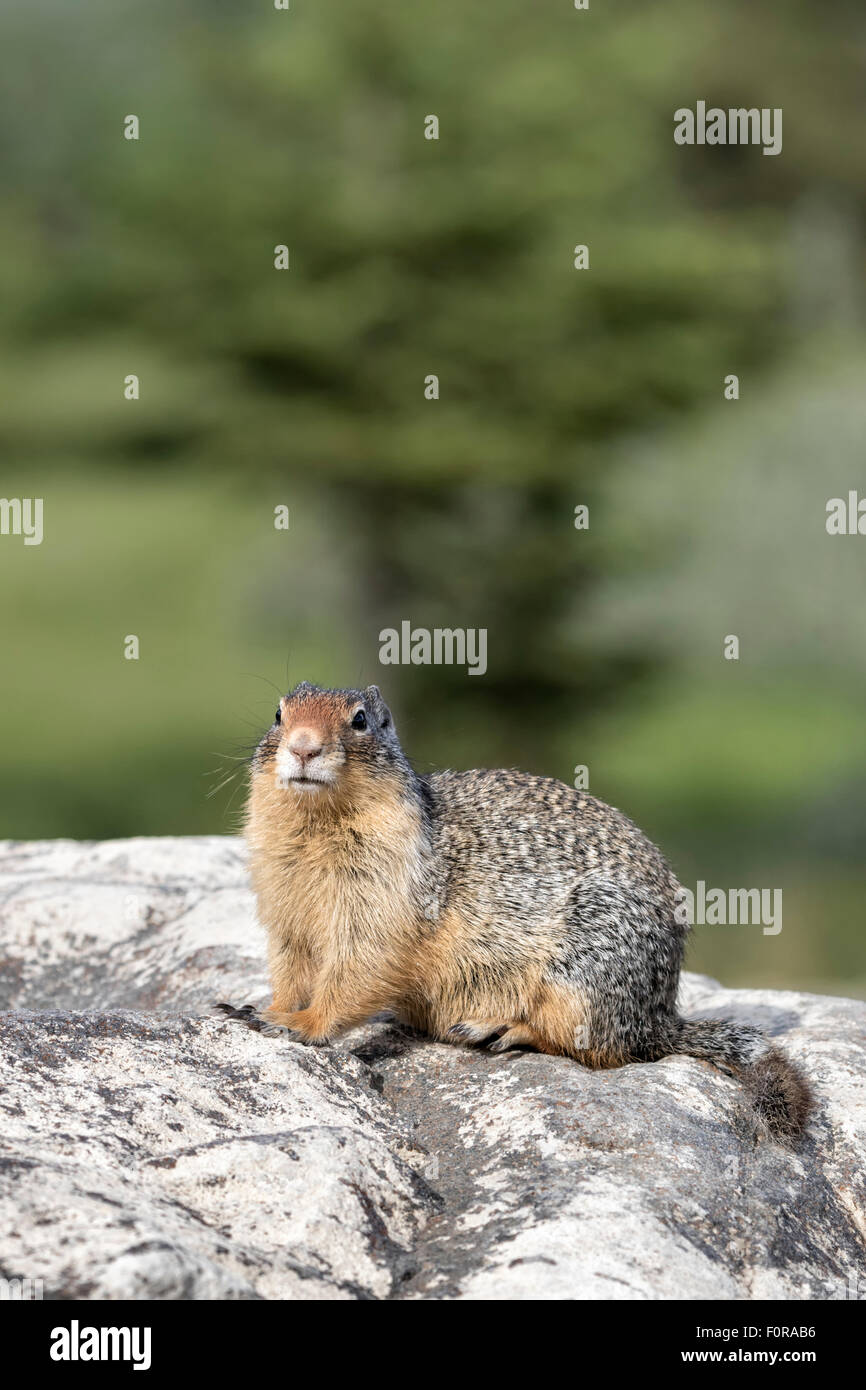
[287,727,324,764]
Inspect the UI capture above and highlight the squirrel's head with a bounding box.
[253,682,405,802]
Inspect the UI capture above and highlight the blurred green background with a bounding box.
[1,0,864,996]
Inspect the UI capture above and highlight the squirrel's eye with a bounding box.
[351,710,367,731]
[274,708,281,725]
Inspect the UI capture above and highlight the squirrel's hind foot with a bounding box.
[447,1019,509,1046]
[488,1024,548,1053]
[446,1018,558,1055]
[446,1018,551,1051]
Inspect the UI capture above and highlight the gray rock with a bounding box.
[0,837,266,1015]
[0,836,864,1300]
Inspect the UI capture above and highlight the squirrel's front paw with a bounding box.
[278,1007,332,1046]
[213,1001,305,1042]
[214,1002,261,1026]
[214,1002,332,1046]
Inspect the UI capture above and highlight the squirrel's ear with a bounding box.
[365,685,393,729]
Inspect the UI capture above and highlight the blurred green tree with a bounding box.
[0,0,864,807]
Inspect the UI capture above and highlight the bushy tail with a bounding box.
[668,1018,813,1143]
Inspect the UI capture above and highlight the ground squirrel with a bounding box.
[218,681,812,1142]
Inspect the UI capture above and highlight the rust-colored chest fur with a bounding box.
[245,766,427,968]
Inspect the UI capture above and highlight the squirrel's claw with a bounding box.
[213,1002,276,1032]
[488,1024,541,1053]
[213,1002,257,1020]
[214,1001,329,1045]
[448,1020,540,1051]
[447,1020,510,1047]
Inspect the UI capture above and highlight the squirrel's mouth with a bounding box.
[274,745,344,790]
[277,770,337,791]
